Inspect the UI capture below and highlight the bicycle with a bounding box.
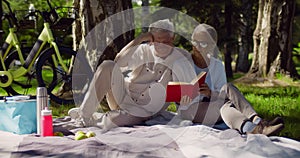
[0,0,34,95]
[1,0,78,105]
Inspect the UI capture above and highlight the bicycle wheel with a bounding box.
[4,47,35,96]
[35,46,76,105]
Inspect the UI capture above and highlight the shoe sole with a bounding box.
[266,123,284,136]
[269,117,284,126]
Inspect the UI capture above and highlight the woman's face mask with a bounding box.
[192,31,216,59]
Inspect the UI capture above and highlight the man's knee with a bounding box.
[98,60,116,71]
[94,60,117,78]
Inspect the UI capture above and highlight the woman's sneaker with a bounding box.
[250,122,284,136]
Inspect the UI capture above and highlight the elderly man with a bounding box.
[68,19,196,130]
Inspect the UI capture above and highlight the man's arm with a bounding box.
[114,32,154,67]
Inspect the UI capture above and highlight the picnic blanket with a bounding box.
[0,120,300,158]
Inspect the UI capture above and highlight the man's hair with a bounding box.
[148,19,174,37]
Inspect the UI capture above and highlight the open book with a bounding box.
[165,71,207,102]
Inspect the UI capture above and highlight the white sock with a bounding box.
[242,121,257,133]
[252,116,262,125]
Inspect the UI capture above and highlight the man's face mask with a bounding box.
[152,31,174,58]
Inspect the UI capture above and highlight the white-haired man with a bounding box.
[68,19,196,130]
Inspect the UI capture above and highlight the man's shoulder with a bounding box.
[171,47,193,61]
[173,47,191,56]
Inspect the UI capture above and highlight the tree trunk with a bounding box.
[224,0,233,78]
[236,0,253,73]
[0,0,2,44]
[141,0,150,33]
[67,0,134,105]
[248,0,299,79]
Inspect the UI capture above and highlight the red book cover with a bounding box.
[165,72,207,102]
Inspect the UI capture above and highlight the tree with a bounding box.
[248,0,299,79]
[224,0,234,78]
[71,0,134,106]
[72,0,134,68]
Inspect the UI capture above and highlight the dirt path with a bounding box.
[232,76,300,88]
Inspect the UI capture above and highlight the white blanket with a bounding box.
[0,125,299,158]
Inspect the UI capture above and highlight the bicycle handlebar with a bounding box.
[23,11,37,19]
[3,0,77,28]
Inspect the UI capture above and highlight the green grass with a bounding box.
[234,84,300,140]
[51,103,75,119]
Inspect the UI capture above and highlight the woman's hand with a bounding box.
[199,83,211,98]
[179,95,192,110]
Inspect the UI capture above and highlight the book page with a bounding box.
[167,82,192,85]
[190,71,207,85]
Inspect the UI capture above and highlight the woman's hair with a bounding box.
[192,23,217,44]
[191,23,220,58]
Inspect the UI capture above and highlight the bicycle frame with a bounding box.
[1,28,24,65]
[0,27,25,87]
[27,22,69,73]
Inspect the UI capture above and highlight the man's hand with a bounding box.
[136,32,154,44]
[115,32,153,66]
[199,83,211,98]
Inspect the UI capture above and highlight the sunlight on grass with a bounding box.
[276,73,298,84]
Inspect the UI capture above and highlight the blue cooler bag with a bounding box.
[0,96,37,134]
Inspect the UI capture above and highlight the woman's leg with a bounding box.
[179,100,222,126]
[220,83,257,119]
[220,101,248,132]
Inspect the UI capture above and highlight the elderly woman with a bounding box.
[178,24,284,136]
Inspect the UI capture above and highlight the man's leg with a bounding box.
[97,110,149,131]
[79,61,126,123]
